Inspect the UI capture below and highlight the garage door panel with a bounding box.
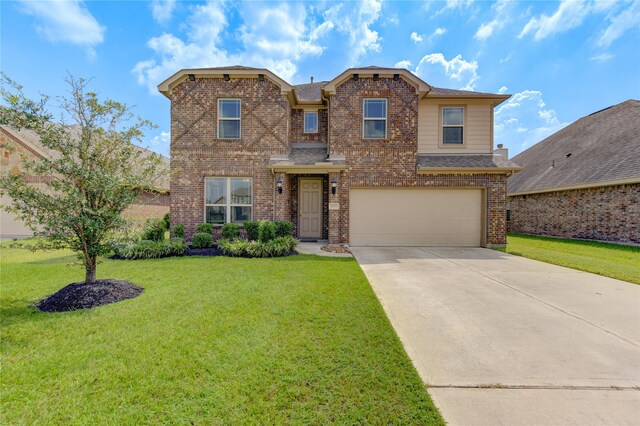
[350,189,482,247]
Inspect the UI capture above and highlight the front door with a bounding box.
[299,178,323,240]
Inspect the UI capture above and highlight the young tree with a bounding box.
[0,75,166,283]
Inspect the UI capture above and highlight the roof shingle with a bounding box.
[418,154,521,170]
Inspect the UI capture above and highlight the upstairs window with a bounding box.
[218,99,241,139]
[205,177,252,225]
[442,107,464,145]
[363,99,387,139]
[304,112,318,133]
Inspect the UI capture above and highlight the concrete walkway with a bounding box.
[352,247,640,425]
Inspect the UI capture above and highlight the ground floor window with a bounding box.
[205,177,252,224]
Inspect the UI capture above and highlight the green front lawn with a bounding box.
[500,234,640,284]
[1,246,443,425]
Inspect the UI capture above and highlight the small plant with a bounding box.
[172,224,185,239]
[244,220,260,241]
[218,238,249,257]
[142,218,167,242]
[114,238,187,260]
[191,232,214,248]
[258,220,277,243]
[218,235,296,258]
[163,212,170,229]
[196,223,214,235]
[274,221,293,238]
[222,223,240,240]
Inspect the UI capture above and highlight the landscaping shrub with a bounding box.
[195,223,214,235]
[191,232,214,248]
[142,218,167,242]
[115,238,187,260]
[163,212,170,229]
[244,220,260,241]
[218,235,296,258]
[222,223,240,240]
[258,220,277,243]
[172,224,185,239]
[218,238,249,257]
[274,221,293,238]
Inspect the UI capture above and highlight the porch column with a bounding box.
[273,172,290,222]
[328,171,341,244]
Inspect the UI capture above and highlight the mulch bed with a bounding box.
[36,279,144,312]
[186,246,223,256]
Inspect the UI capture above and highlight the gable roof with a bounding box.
[293,81,328,102]
[323,67,432,97]
[158,66,294,98]
[508,100,640,195]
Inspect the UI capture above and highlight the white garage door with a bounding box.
[350,189,483,246]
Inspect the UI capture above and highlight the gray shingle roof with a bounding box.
[418,154,521,169]
[427,87,508,97]
[508,99,640,194]
[294,82,328,102]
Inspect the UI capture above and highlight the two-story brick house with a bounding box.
[159,66,520,247]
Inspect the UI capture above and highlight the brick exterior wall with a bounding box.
[290,109,328,143]
[327,77,507,246]
[123,192,170,226]
[169,77,289,239]
[508,183,640,244]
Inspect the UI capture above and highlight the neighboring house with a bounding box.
[508,100,640,245]
[0,125,170,238]
[159,66,520,247]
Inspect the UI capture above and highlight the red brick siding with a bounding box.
[508,183,640,244]
[169,77,290,239]
[328,77,507,246]
[123,192,170,226]
[290,109,328,143]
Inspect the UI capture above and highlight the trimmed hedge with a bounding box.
[191,232,214,248]
[114,238,187,260]
[196,223,214,235]
[222,223,240,240]
[172,224,185,239]
[219,235,296,258]
[244,220,260,241]
[274,221,293,238]
[258,220,277,243]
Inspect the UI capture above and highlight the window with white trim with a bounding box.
[218,99,241,139]
[205,177,252,224]
[442,107,464,145]
[304,111,318,133]
[363,99,387,139]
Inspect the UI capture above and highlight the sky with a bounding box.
[1,0,639,157]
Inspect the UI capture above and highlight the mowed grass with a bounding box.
[0,245,443,425]
[499,234,640,284]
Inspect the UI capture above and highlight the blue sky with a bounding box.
[2,0,639,157]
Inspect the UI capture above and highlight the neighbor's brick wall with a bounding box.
[327,77,507,245]
[289,109,328,143]
[509,183,640,244]
[169,77,290,239]
[123,192,170,226]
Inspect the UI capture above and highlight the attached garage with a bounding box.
[349,188,484,247]
[0,195,32,239]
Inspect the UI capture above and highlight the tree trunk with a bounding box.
[85,255,97,283]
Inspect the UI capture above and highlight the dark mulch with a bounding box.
[36,279,144,312]
[186,246,223,256]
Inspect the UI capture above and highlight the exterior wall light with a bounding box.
[276,177,283,194]
[188,74,195,81]
[331,178,338,195]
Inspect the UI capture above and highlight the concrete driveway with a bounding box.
[352,247,640,425]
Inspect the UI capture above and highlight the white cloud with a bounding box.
[445,0,474,10]
[134,1,327,93]
[410,32,423,43]
[150,131,170,146]
[415,53,479,90]
[18,0,105,56]
[432,27,447,37]
[597,0,640,47]
[475,0,512,41]
[151,0,176,24]
[323,0,382,65]
[590,52,614,62]
[495,90,569,154]
[394,59,412,69]
[520,0,591,40]
[498,86,508,94]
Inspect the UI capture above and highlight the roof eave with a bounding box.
[418,166,522,175]
[508,177,640,196]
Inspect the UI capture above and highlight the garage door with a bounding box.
[350,189,483,246]
[0,195,33,239]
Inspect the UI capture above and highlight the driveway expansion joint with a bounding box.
[427,384,640,391]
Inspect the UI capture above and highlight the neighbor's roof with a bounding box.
[1,124,170,191]
[418,154,521,173]
[508,99,640,195]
